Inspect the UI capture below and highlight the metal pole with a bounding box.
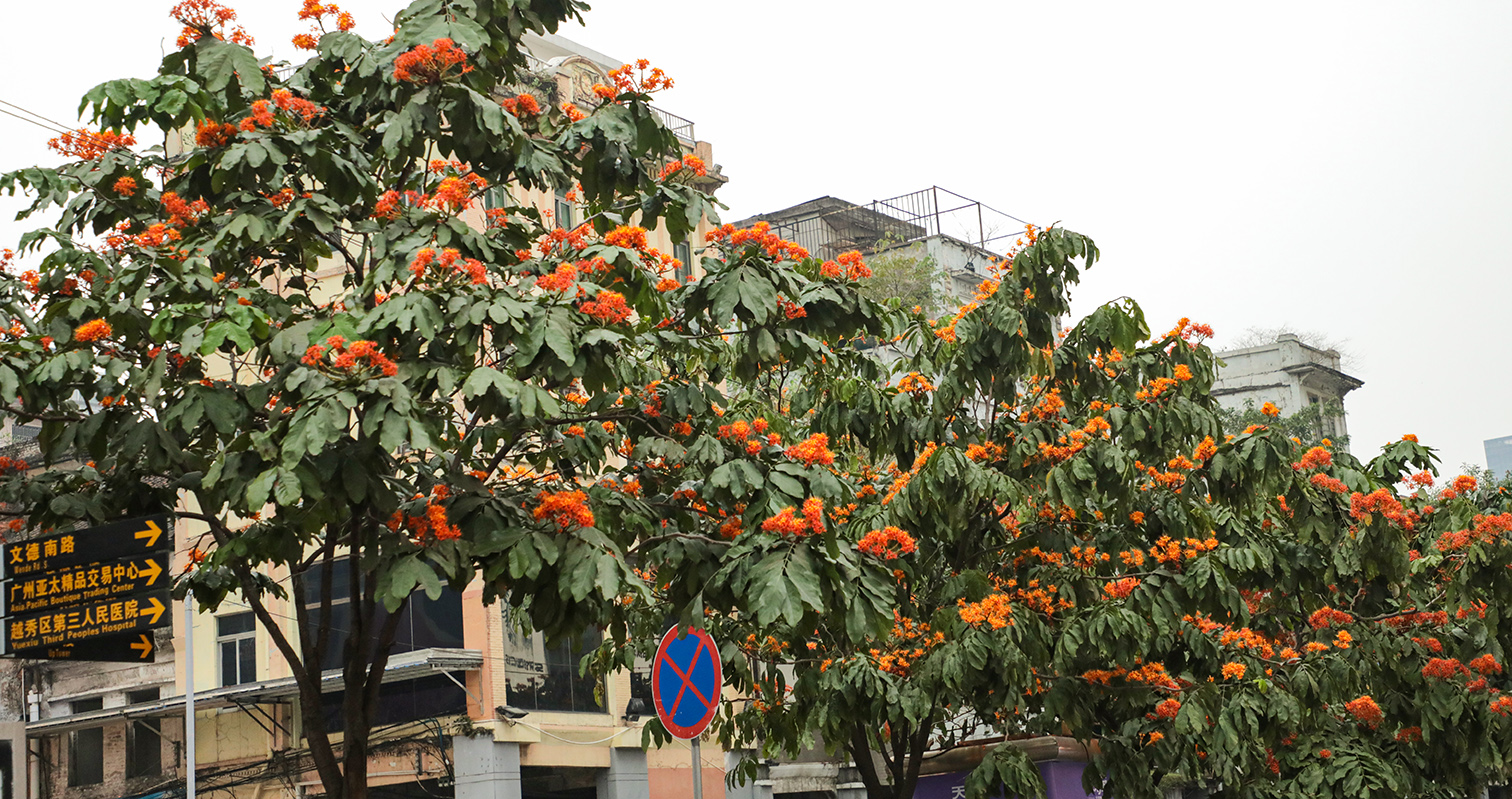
[690,736,704,799]
[184,600,195,799]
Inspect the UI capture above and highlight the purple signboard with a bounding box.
[914,760,1103,799]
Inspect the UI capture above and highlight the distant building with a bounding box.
[1212,334,1363,443]
[731,186,1029,306]
[1487,435,1512,479]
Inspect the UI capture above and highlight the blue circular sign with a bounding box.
[650,626,722,739]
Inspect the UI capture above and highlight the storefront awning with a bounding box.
[26,647,482,735]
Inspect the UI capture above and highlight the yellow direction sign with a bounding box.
[4,589,170,653]
[10,632,155,663]
[4,554,169,616]
[4,514,171,579]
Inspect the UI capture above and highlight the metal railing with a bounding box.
[762,187,1034,261]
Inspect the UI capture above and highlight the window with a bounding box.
[553,190,573,229]
[673,240,693,283]
[502,610,604,713]
[125,688,160,778]
[483,185,510,210]
[67,698,103,786]
[297,558,464,672]
[219,612,257,686]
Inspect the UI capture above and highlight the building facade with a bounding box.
[1211,334,1363,444]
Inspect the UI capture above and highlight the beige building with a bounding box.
[1212,333,1363,443]
[5,34,734,799]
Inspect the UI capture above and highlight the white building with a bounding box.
[1212,334,1363,442]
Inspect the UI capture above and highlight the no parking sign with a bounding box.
[650,626,722,739]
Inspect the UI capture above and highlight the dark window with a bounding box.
[554,191,573,229]
[125,688,160,778]
[502,611,604,713]
[67,698,103,786]
[319,674,467,732]
[297,559,465,671]
[673,240,693,283]
[218,612,257,686]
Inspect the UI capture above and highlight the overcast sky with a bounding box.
[2,1,1507,474]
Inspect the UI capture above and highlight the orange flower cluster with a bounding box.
[706,222,811,261]
[560,102,586,122]
[786,433,836,468]
[1127,661,1180,691]
[599,59,674,96]
[1349,488,1414,528]
[112,177,138,197]
[301,335,398,376]
[47,128,136,160]
[1422,657,1471,680]
[957,593,1013,629]
[658,155,707,181]
[1155,698,1182,719]
[604,225,650,251]
[74,319,112,343]
[500,93,541,118]
[433,176,489,214]
[1163,317,1214,342]
[1173,364,1194,381]
[1396,726,1423,742]
[761,498,826,537]
[883,442,938,504]
[393,38,470,83]
[868,614,944,677]
[857,527,916,560]
[535,263,578,293]
[1221,662,1246,681]
[162,192,209,226]
[1471,654,1502,675]
[896,372,934,395]
[1148,534,1218,566]
[580,290,632,323]
[1193,435,1218,462]
[171,0,252,49]
[292,0,354,50]
[1103,577,1141,600]
[1296,446,1333,470]
[1310,473,1348,494]
[1135,376,1179,403]
[387,496,461,542]
[1260,402,1281,417]
[1036,415,1112,464]
[194,119,238,148]
[964,441,1006,462]
[0,457,29,475]
[533,489,595,530]
[410,247,486,285]
[1308,606,1353,629]
[1184,613,1279,658]
[1490,696,1512,716]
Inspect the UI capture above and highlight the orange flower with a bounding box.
[1345,695,1382,728]
[857,527,917,560]
[1260,402,1280,417]
[1221,662,1246,681]
[785,433,836,468]
[533,490,594,530]
[74,319,112,343]
[112,176,138,196]
[1155,699,1181,720]
[580,290,632,324]
[393,38,469,83]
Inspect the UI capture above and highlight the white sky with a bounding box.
[2,1,1508,474]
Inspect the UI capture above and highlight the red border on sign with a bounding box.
[650,626,722,739]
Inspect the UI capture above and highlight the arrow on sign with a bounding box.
[130,634,153,659]
[142,596,166,626]
[134,520,164,548]
[136,558,162,586]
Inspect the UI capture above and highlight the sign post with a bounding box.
[651,627,722,799]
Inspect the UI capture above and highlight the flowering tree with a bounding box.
[607,222,1512,798]
[0,2,895,798]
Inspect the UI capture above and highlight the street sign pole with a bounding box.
[690,736,703,799]
[185,598,195,799]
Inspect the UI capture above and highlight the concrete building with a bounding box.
[732,186,1030,309]
[1211,334,1363,443]
[3,33,730,799]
